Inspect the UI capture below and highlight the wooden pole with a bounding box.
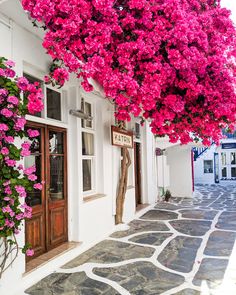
[115,147,131,224]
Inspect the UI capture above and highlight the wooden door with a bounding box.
[134,142,142,207]
[25,123,46,258]
[46,126,68,249]
[25,123,68,260]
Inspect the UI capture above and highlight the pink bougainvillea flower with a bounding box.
[1,147,9,155]
[0,89,8,97]
[28,174,37,181]
[27,129,40,137]
[5,158,16,167]
[5,69,15,78]
[0,68,6,77]
[20,149,31,157]
[26,249,34,256]
[0,123,8,131]
[21,0,236,144]
[33,183,43,190]
[52,67,69,86]
[4,60,15,67]
[1,108,13,118]
[4,136,14,143]
[7,95,19,105]
[17,77,29,90]
[23,165,36,176]
[15,185,27,198]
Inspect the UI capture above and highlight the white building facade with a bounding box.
[194,133,236,185]
[155,138,194,198]
[0,2,158,294]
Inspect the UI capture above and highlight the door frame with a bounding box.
[134,142,142,207]
[25,122,68,260]
[46,125,68,251]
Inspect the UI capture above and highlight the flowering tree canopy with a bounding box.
[0,57,44,275]
[22,0,236,144]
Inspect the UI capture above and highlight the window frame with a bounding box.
[23,71,65,123]
[203,160,213,174]
[81,99,96,196]
[45,85,63,122]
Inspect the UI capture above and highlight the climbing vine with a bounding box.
[0,57,44,277]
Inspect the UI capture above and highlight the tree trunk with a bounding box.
[115,147,131,224]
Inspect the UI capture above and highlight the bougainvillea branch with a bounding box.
[0,57,44,277]
[21,0,236,144]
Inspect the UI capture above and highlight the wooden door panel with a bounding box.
[25,213,46,257]
[49,207,67,247]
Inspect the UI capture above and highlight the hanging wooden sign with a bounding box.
[111,126,134,148]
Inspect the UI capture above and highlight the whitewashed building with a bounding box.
[155,138,194,198]
[0,2,159,294]
[194,131,236,185]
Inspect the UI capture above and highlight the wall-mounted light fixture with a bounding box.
[69,97,93,121]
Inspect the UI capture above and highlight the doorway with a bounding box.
[134,142,142,207]
[220,151,236,180]
[25,122,68,260]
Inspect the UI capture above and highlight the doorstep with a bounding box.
[25,242,80,274]
[136,203,149,212]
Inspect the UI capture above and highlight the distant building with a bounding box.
[193,130,236,185]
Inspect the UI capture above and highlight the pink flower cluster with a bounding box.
[22,0,236,144]
[0,57,44,257]
[45,67,69,87]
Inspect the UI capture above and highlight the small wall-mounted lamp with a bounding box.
[69,97,93,121]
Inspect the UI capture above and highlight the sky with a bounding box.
[221,0,236,23]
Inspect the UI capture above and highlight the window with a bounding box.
[204,160,213,173]
[231,152,236,165]
[23,73,43,118]
[222,167,227,178]
[135,123,141,139]
[81,100,95,193]
[46,88,62,120]
[23,73,64,122]
[82,101,92,129]
[221,152,227,166]
[231,167,236,178]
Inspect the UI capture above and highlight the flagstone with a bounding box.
[140,210,178,221]
[63,240,154,269]
[157,236,202,273]
[26,272,118,295]
[169,220,211,236]
[129,232,173,246]
[204,230,236,256]
[110,219,169,238]
[93,261,185,295]
[193,258,229,288]
[179,209,217,220]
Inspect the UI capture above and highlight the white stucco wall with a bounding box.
[194,145,216,184]
[166,145,193,198]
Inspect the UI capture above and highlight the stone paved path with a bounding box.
[26,185,236,295]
